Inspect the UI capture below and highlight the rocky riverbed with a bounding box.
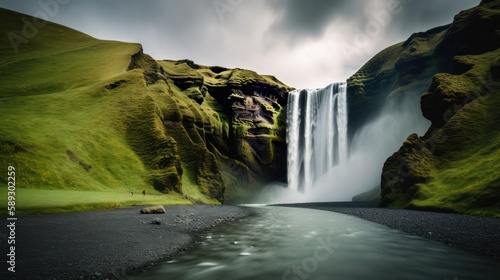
[0,205,249,280]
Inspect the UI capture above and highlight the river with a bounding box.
[127,206,499,280]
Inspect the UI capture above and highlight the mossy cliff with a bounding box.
[134,56,291,203]
[348,0,499,216]
[0,7,290,207]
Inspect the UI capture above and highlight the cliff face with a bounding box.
[0,7,290,205]
[130,55,291,202]
[348,0,499,216]
[347,0,500,137]
[346,25,447,137]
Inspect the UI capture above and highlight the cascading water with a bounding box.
[283,81,430,202]
[286,83,348,194]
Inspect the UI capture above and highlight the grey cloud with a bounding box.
[61,0,215,35]
[266,0,480,45]
[389,0,481,33]
[0,0,217,39]
[267,0,356,43]
[0,0,484,88]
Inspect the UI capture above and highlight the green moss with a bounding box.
[382,48,500,217]
[410,90,500,217]
[158,59,203,79]
[155,78,225,203]
[361,1,500,217]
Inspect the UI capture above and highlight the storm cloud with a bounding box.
[0,0,480,88]
[267,0,479,42]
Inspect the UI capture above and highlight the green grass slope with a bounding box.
[415,52,499,216]
[0,8,291,213]
[382,50,500,217]
[0,8,197,214]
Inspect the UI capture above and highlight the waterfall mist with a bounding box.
[275,84,430,203]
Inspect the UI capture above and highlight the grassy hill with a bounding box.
[0,8,291,214]
[0,8,198,213]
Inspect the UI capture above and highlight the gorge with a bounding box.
[279,0,499,215]
[0,0,499,217]
[1,1,499,279]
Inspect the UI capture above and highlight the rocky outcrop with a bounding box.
[129,56,291,203]
[370,0,500,216]
[347,1,500,137]
[200,68,290,191]
[381,49,500,214]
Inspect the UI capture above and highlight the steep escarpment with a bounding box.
[0,7,290,209]
[346,24,446,137]
[160,59,291,202]
[350,0,499,216]
[129,55,291,202]
[381,51,500,216]
[347,0,500,137]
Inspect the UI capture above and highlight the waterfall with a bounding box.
[286,83,348,194]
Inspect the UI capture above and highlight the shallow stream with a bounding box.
[128,206,499,280]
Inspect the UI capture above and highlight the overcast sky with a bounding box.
[0,0,480,88]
